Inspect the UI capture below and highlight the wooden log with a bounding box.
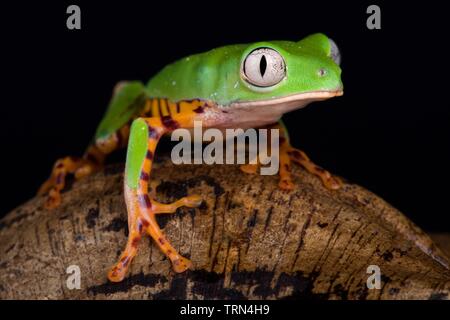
[0,157,449,299]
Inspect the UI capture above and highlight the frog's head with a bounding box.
[228,33,343,123]
[199,34,343,126]
[147,33,343,127]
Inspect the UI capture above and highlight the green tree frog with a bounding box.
[39,33,344,282]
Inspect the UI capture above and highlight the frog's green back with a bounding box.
[146,44,246,105]
[146,33,342,106]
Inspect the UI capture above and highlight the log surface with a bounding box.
[1,157,449,300]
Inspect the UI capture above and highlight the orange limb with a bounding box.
[240,122,342,190]
[38,126,130,209]
[37,155,101,209]
[108,113,202,282]
[107,186,202,282]
[278,138,295,190]
[286,148,342,190]
[277,121,342,190]
[240,155,260,174]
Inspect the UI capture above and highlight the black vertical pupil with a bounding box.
[259,55,267,77]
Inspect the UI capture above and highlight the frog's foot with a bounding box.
[285,148,342,190]
[240,163,259,174]
[38,156,101,209]
[107,186,202,282]
[239,153,296,189]
[240,153,261,174]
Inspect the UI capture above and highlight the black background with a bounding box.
[0,1,449,233]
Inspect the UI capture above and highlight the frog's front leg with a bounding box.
[277,121,342,190]
[240,121,342,190]
[108,115,201,282]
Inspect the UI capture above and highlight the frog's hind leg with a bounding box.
[37,156,90,208]
[108,116,202,282]
[38,81,148,209]
[38,126,130,209]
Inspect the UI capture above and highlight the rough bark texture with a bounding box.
[1,157,449,300]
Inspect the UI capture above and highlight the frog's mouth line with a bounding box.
[214,90,343,129]
[229,90,343,109]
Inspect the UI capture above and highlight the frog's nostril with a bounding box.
[318,68,327,77]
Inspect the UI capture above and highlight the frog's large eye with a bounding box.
[242,48,286,87]
[328,38,341,65]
